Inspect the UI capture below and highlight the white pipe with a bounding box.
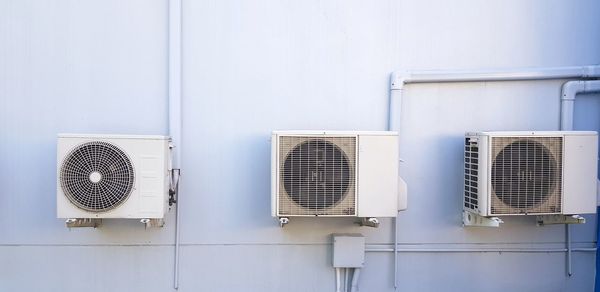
[335,268,342,292]
[388,65,600,288]
[350,268,360,292]
[169,0,183,289]
[560,80,600,131]
[343,268,348,292]
[365,247,596,253]
[389,65,600,131]
[559,79,600,278]
[566,225,572,276]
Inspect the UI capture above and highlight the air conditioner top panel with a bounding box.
[272,130,398,136]
[58,133,171,140]
[466,131,597,137]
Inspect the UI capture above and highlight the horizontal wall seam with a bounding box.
[0,242,595,247]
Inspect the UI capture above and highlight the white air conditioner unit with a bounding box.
[271,131,406,226]
[57,134,171,226]
[464,131,598,220]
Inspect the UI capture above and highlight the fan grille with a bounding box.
[278,136,356,216]
[60,141,135,212]
[490,137,562,214]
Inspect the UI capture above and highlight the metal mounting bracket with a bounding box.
[140,218,165,228]
[536,214,586,226]
[278,217,289,227]
[462,211,503,227]
[65,218,102,228]
[358,217,380,228]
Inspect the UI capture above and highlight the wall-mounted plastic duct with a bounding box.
[387,64,600,289]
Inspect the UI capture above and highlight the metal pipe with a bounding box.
[350,268,361,292]
[169,0,183,289]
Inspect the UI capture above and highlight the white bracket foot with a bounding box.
[279,217,289,227]
[536,214,586,226]
[65,218,102,228]
[140,218,165,228]
[462,211,503,227]
[359,217,380,228]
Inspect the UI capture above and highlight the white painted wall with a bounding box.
[1,0,599,291]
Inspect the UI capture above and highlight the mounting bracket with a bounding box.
[536,214,586,226]
[462,211,503,227]
[65,218,102,228]
[140,218,165,228]
[358,217,380,228]
[278,217,289,227]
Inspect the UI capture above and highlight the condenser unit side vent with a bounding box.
[464,137,479,211]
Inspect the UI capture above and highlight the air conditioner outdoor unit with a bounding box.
[271,131,406,226]
[463,131,598,223]
[57,134,171,227]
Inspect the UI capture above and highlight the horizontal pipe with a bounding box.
[365,247,596,253]
[391,65,600,90]
[388,64,600,132]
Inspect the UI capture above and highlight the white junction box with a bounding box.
[464,131,598,217]
[271,131,405,221]
[333,234,365,268]
[57,134,171,220]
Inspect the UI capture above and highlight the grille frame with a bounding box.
[488,136,563,215]
[59,141,136,212]
[463,137,480,212]
[276,135,358,216]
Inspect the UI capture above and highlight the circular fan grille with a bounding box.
[60,141,135,212]
[491,140,557,209]
[283,139,351,209]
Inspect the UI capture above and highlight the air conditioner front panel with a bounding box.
[57,135,170,219]
[277,135,357,216]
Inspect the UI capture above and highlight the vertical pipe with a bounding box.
[596,206,600,292]
[169,0,182,289]
[394,217,398,291]
[350,268,361,292]
[343,268,348,292]
[169,0,182,169]
[335,268,342,292]
[560,99,575,133]
[567,224,572,276]
[388,86,402,291]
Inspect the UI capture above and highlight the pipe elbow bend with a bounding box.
[390,71,410,90]
[561,81,584,101]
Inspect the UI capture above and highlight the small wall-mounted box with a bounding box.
[332,234,365,268]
